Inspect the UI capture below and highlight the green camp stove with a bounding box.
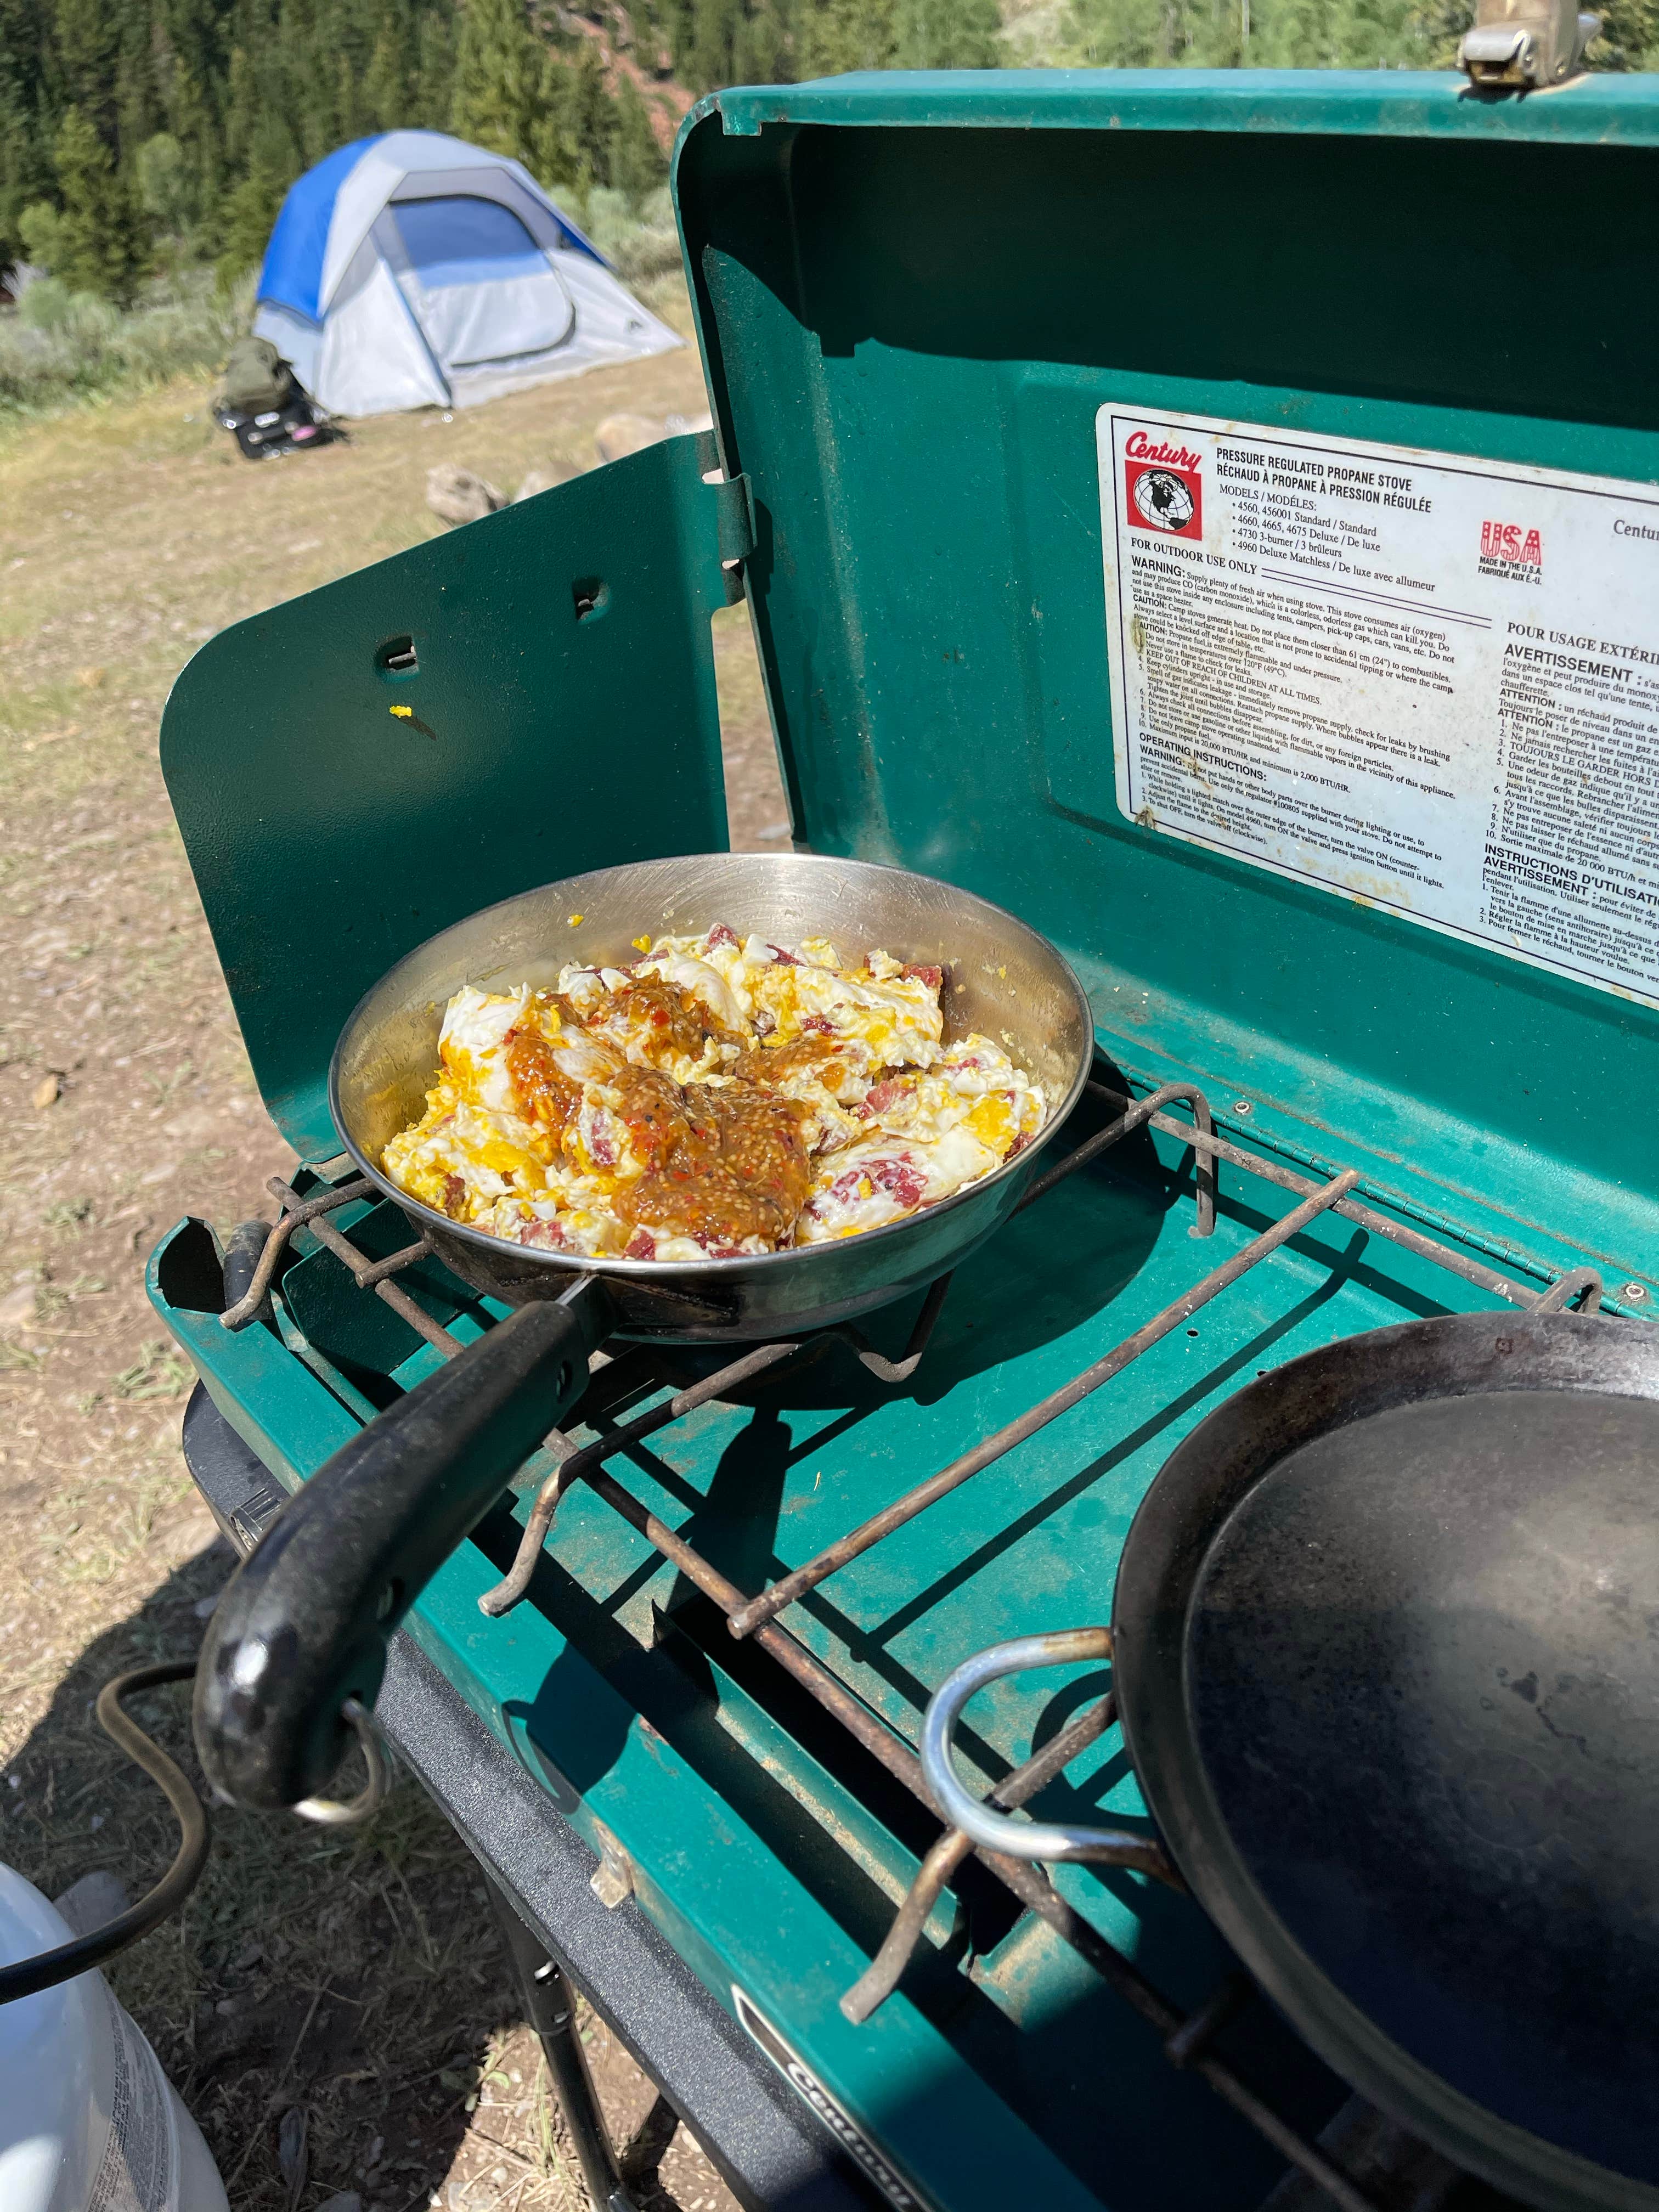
[149,67,1659,2212]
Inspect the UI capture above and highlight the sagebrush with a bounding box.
[0,268,255,416]
[0,192,687,422]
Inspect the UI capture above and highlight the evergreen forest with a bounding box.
[3,0,1656,297]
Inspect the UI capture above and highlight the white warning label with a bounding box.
[1098,405,1659,1008]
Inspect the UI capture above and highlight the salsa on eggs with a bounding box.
[382,924,1048,1261]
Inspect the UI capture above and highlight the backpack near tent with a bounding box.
[251,131,681,419]
[215,335,333,459]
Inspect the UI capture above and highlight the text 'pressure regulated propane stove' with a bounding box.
[150,70,1659,2212]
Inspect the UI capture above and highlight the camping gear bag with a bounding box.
[218,336,293,414]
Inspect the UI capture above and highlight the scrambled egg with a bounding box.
[381,922,1048,1259]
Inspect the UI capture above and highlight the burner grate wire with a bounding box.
[221,1074,1612,2212]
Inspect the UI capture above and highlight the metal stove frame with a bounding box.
[204,1075,1610,2212]
[181,1388,872,2212]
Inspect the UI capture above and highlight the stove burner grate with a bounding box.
[218,1075,1606,2212]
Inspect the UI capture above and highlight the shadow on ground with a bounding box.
[2,1537,710,2212]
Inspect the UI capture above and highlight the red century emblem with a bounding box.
[1124,432,1203,540]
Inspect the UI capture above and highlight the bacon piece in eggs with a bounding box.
[794,1124,1002,1243]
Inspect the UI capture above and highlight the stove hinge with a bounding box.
[1459,0,1599,84]
[710,468,756,603]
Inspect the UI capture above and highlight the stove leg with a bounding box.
[485,1876,635,2212]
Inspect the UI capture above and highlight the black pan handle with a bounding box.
[194,1283,607,1811]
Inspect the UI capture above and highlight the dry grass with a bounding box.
[0,274,776,2211]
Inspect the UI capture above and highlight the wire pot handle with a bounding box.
[921,1628,1169,1869]
[293,1696,393,1827]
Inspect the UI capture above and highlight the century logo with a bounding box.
[1125,429,1204,474]
[1124,427,1204,540]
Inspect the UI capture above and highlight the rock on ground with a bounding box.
[426,463,504,526]
[593,413,666,463]
[514,463,578,502]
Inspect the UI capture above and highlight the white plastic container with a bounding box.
[0,1864,228,2212]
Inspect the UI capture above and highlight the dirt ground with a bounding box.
[0,280,780,2211]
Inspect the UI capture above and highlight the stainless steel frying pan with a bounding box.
[195,853,1092,1812]
[330,851,1093,1340]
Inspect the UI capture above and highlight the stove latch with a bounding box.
[1459,0,1599,85]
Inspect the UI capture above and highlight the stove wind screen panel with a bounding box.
[676,78,1659,1251]
[158,430,736,1160]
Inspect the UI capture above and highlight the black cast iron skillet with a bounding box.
[922,1309,1659,2212]
[194,855,1092,1815]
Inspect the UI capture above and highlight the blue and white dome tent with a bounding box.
[253,131,681,417]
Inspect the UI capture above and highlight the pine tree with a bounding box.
[666,0,797,89]
[215,108,299,282]
[1063,0,1181,64]
[221,43,260,176]
[0,65,54,270]
[552,39,615,189]
[732,0,795,79]
[413,5,458,123]
[136,128,191,234]
[116,29,162,169]
[1069,0,1432,59]
[668,0,740,87]
[365,18,410,125]
[449,0,554,166]
[154,0,224,235]
[51,101,149,298]
[610,70,666,207]
[893,0,1002,64]
[1,0,829,302]
[1585,0,1659,64]
[797,0,895,74]
[52,0,126,138]
[19,197,69,269]
[332,43,374,143]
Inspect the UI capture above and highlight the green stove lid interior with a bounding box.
[160,72,1659,1271]
[674,71,1659,1263]
[160,431,740,1156]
